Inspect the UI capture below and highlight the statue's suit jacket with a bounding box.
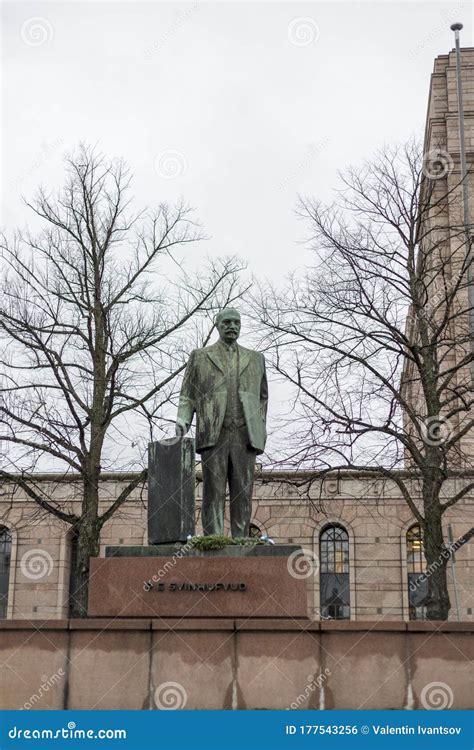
[177,342,268,454]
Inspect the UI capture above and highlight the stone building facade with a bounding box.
[403,47,474,461]
[0,469,472,622]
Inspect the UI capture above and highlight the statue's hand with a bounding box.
[175,419,189,438]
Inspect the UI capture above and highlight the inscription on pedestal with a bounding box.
[88,556,308,618]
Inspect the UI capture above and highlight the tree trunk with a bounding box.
[69,481,101,618]
[69,522,100,618]
[423,510,451,620]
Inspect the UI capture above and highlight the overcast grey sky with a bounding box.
[1,1,472,283]
[1,1,472,463]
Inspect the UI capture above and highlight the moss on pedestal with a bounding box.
[189,534,264,551]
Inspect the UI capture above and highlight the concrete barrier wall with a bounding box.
[0,620,471,710]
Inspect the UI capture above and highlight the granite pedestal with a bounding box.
[88,545,308,619]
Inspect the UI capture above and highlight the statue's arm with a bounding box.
[260,353,268,424]
[176,351,197,435]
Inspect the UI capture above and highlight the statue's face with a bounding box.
[217,311,241,344]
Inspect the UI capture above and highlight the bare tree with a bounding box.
[0,144,246,616]
[256,141,473,620]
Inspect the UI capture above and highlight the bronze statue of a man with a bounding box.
[176,308,268,537]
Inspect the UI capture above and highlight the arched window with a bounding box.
[319,525,350,620]
[249,523,261,539]
[0,526,12,619]
[407,524,427,620]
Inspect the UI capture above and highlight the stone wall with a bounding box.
[0,619,471,710]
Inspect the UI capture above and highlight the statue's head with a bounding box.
[215,308,241,344]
